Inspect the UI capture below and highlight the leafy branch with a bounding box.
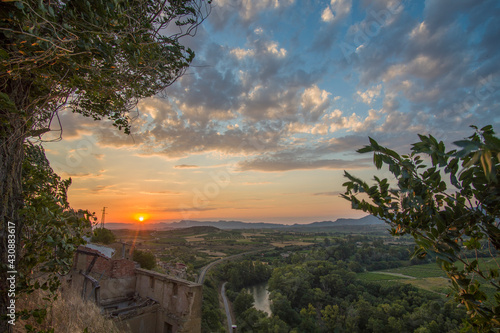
[342,125,500,331]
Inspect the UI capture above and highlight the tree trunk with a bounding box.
[1,110,26,332]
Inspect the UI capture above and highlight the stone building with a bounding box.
[69,246,202,333]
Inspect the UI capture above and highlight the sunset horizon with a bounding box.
[42,0,499,227]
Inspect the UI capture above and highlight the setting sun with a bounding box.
[132,213,150,223]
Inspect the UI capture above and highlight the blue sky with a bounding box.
[45,0,500,224]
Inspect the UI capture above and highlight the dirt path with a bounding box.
[372,271,416,279]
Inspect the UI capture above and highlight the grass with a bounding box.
[156,237,187,244]
[455,257,500,271]
[357,269,449,295]
[357,272,408,282]
[382,257,499,279]
[15,287,126,333]
[360,258,499,297]
[382,263,446,278]
[406,277,450,295]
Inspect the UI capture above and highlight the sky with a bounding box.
[43,0,500,225]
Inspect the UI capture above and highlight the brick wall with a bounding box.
[77,246,135,278]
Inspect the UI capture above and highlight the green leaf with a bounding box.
[357,145,373,154]
[374,154,383,169]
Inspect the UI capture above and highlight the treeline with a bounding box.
[201,235,482,332]
[266,260,466,332]
[216,260,273,291]
[275,235,427,272]
[219,236,470,332]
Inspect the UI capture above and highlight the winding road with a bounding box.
[221,282,233,332]
[197,248,273,332]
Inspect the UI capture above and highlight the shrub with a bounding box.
[91,228,116,244]
[133,249,156,270]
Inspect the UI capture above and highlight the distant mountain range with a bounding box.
[105,215,385,230]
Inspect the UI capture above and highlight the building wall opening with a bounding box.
[164,322,173,333]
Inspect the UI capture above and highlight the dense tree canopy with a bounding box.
[1,0,209,133]
[342,125,500,331]
[265,258,466,333]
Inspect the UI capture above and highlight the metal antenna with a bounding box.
[101,207,107,229]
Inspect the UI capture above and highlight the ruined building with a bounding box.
[69,246,202,333]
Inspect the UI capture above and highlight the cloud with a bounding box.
[138,191,180,196]
[301,85,332,121]
[345,0,500,140]
[62,171,105,179]
[91,185,116,194]
[323,0,352,24]
[321,7,334,23]
[175,164,200,169]
[237,154,368,172]
[235,140,375,172]
[311,0,353,52]
[230,47,255,59]
[210,0,294,30]
[313,191,342,196]
[242,181,272,185]
[357,84,382,104]
[161,207,217,212]
[47,0,500,177]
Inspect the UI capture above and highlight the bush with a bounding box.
[91,228,115,244]
[133,249,156,270]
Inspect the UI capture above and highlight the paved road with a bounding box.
[221,282,233,332]
[197,258,224,284]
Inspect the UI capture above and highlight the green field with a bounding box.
[383,263,446,278]
[382,257,499,278]
[156,237,187,244]
[358,258,499,297]
[357,272,408,281]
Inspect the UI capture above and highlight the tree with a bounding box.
[1,0,209,330]
[299,304,320,333]
[233,289,254,316]
[133,249,156,270]
[342,125,500,331]
[321,304,344,332]
[270,291,300,327]
[21,142,93,294]
[91,228,116,244]
[11,142,94,328]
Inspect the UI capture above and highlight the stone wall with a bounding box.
[135,269,203,333]
[72,246,137,302]
[70,246,202,333]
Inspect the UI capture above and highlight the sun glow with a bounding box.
[133,213,150,223]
